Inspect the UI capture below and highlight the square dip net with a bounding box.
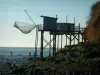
[14,21,36,34]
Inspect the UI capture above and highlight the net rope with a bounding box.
[34,26,38,58]
[14,21,39,58]
[14,21,36,34]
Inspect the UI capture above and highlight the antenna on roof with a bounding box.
[74,17,75,25]
[66,15,67,23]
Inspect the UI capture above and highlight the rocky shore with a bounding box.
[10,43,100,75]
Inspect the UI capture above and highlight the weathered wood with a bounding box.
[53,34,56,56]
[49,34,51,57]
[69,32,72,46]
[40,31,44,58]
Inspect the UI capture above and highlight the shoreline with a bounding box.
[1,43,100,75]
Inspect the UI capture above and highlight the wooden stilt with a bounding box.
[73,34,75,44]
[61,35,63,49]
[66,34,67,46]
[78,23,80,44]
[82,33,84,42]
[49,34,51,57]
[57,35,59,52]
[70,32,71,46]
[78,34,80,44]
[53,34,56,56]
[40,31,44,58]
[38,15,85,58]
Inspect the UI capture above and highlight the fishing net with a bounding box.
[14,21,36,34]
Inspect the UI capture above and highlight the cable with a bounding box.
[34,26,38,58]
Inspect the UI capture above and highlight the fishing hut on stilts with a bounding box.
[38,15,85,58]
[14,10,85,58]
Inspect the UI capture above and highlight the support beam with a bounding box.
[53,34,56,56]
[61,35,63,49]
[57,35,59,52]
[54,34,56,56]
[43,38,53,49]
[66,34,67,46]
[78,23,80,44]
[49,34,51,57]
[66,15,67,47]
[71,34,78,41]
[69,33,71,46]
[40,31,44,58]
[78,34,80,44]
[73,34,75,44]
[81,33,84,42]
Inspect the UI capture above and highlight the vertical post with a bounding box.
[74,17,75,26]
[55,15,57,51]
[82,35,83,43]
[66,35,67,46]
[40,31,44,58]
[66,15,67,46]
[74,17,75,34]
[57,35,59,52]
[53,33,56,56]
[73,34,75,44]
[54,34,56,56]
[73,17,75,45]
[78,23,80,44]
[70,33,71,46]
[53,34,54,56]
[66,15,67,23]
[49,34,51,57]
[34,26,38,58]
[82,31,84,42]
[61,35,63,49]
[53,15,57,56]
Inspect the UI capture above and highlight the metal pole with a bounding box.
[74,17,75,25]
[66,15,67,23]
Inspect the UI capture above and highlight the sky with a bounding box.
[0,0,99,47]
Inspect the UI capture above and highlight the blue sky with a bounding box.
[0,0,99,47]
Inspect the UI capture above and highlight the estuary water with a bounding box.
[0,47,52,56]
[0,47,53,72]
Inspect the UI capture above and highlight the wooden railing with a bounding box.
[38,24,85,33]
